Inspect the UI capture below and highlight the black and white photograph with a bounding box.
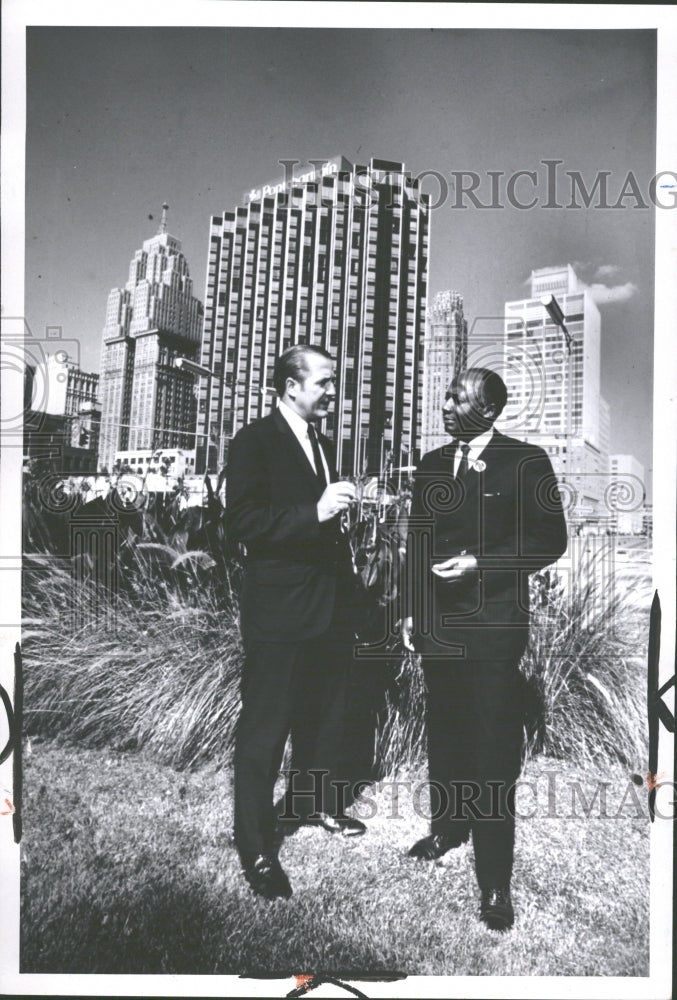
[1,2,675,997]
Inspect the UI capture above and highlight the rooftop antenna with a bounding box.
[158,203,169,235]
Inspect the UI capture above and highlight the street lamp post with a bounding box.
[232,380,277,429]
[174,357,222,380]
[174,356,223,470]
[176,358,278,472]
[540,294,573,486]
[540,294,572,353]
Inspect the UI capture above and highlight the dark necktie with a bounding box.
[307,423,328,490]
[456,442,471,479]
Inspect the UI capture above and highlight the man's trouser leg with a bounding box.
[422,659,473,842]
[233,639,300,860]
[287,622,352,819]
[468,659,524,891]
[422,657,523,885]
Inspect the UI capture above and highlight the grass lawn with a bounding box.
[21,738,649,977]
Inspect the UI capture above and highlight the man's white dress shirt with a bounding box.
[277,399,331,484]
[451,427,494,476]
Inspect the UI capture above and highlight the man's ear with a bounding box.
[481,401,499,422]
[285,377,298,399]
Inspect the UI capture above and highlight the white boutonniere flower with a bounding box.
[473,459,486,473]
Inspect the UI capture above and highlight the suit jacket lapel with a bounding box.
[271,407,325,498]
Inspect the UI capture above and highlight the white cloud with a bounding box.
[594,263,621,280]
[582,281,638,305]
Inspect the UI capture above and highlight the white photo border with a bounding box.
[1,3,675,998]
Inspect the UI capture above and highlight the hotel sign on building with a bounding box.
[198,156,430,476]
[245,157,347,205]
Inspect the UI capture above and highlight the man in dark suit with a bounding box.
[402,367,567,930]
[226,344,366,901]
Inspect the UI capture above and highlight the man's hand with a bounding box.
[431,553,478,581]
[399,616,415,653]
[317,481,357,522]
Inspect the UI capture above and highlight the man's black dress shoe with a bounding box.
[309,812,367,837]
[241,853,293,900]
[408,828,470,860]
[479,887,514,931]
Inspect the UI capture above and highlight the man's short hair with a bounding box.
[463,367,508,418]
[273,344,333,397]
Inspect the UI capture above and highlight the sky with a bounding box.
[25,26,657,483]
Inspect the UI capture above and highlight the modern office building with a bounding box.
[28,353,100,418]
[421,290,468,454]
[501,264,610,523]
[98,206,204,473]
[24,353,101,471]
[196,156,430,475]
[609,453,646,533]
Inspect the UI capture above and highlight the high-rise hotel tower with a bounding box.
[98,207,204,472]
[196,157,429,475]
[421,290,468,455]
[501,264,609,519]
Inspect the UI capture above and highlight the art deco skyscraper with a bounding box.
[196,157,429,475]
[98,207,204,472]
[421,290,468,454]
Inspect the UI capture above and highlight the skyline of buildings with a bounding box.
[20,26,658,523]
[196,156,429,476]
[23,198,649,528]
[97,205,204,473]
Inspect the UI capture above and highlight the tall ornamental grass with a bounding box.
[23,546,244,770]
[23,475,244,770]
[372,559,648,775]
[23,477,648,774]
[520,563,647,766]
